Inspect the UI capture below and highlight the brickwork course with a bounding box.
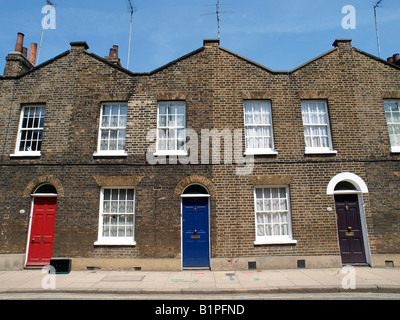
[0,34,399,271]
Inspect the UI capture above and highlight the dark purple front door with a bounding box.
[335,194,367,264]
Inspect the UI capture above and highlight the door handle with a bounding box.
[346,226,354,236]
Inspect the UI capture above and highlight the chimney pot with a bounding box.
[110,48,116,57]
[113,45,119,58]
[22,47,28,58]
[15,32,24,53]
[29,43,38,65]
[393,53,400,62]
[388,57,394,63]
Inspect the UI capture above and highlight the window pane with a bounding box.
[159,104,167,115]
[158,103,186,152]
[302,101,331,149]
[101,189,135,239]
[18,106,46,152]
[254,187,291,239]
[244,101,272,151]
[255,189,263,199]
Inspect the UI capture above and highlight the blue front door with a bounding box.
[182,197,210,268]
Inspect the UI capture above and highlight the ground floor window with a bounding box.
[254,186,296,245]
[95,188,135,245]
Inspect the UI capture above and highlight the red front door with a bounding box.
[26,197,57,266]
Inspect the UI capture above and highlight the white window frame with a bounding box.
[243,100,277,155]
[94,187,136,246]
[12,105,46,157]
[301,100,337,154]
[253,186,297,245]
[155,101,187,156]
[383,100,400,153]
[94,103,128,157]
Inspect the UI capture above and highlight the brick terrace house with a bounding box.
[0,32,399,271]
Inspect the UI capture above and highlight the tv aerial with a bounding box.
[37,0,56,65]
[126,0,137,69]
[202,0,234,40]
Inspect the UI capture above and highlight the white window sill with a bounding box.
[254,239,297,245]
[10,152,41,157]
[93,151,128,157]
[245,149,278,156]
[94,240,136,246]
[305,148,337,155]
[154,151,188,156]
[390,146,400,153]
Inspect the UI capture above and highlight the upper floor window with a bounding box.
[14,105,46,156]
[244,101,276,155]
[301,101,336,154]
[157,102,186,155]
[96,103,127,156]
[384,100,400,153]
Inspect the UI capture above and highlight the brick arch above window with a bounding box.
[24,176,64,198]
[174,175,215,197]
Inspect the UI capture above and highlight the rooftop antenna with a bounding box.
[202,0,234,40]
[374,0,383,58]
[126,0,136,70]
[37,0,55,65]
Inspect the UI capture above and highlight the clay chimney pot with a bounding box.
[29,43,37,65]
[15,32,24,53]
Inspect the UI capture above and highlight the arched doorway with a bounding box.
[327,173,370,265]
[181,184,210,268]
[25,184,58,267]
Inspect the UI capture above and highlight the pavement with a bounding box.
[0,267,400,296]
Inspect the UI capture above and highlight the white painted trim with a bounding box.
[245,149,278,156]
[10,152,42,157]
[254,239,297,245]
[305,148,337,155]
[181,194,210,198]
[24,197,35,267]
[327,172,369,195]
[94,240,136,246]
[93,151,128,157]
[390,146,400,153]
[153,151,188,156]
[31,193,58,197]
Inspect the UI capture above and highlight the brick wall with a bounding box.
[0,38,399,269]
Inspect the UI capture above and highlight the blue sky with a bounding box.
[0,0,400,73]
